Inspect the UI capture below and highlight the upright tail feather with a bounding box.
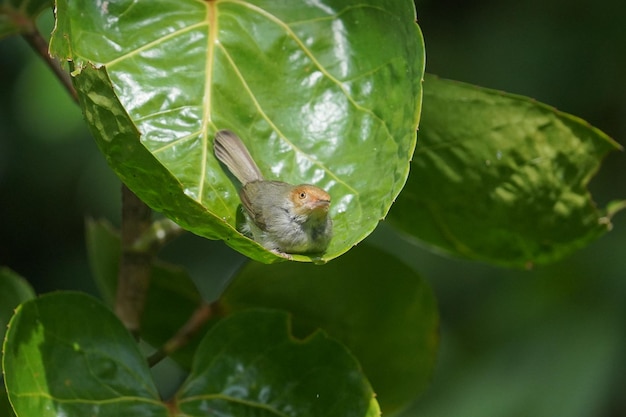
[214,130,264,184]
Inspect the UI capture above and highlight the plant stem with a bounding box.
[132,218,185,253]
[115,185,154,338]
[147,301,220,367]
[18,8,200,353]
[21,26,79,104]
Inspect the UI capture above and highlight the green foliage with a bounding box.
[1,1,624,417]
[0,268,35,416]
[50,0,424,263]
[3,293,377,417]
[86,218,209,367]
[177,309,379,417]
[4,292,166,417]
[0,268,35,341]
[221,245,438,413]
[86,218,438,413]
[390,75,623,268]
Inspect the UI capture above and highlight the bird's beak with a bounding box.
[311,199,330,212]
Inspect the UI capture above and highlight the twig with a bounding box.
[18,9,200,355]
[132,218,185,253]
[114,187,187,337]
[21,26,79,104]
[147,301,220,367]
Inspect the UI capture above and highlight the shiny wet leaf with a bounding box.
[3,292,168,417]
[50,0,424,263]
[3,293,379,417]
[389,75,624,268]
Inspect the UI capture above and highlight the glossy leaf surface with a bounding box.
[50,0,424,263]
[0,0,51,38]
[389,75,624,268]
[220,244,439,414]
[3,292,168,417]
[177,309,379,417]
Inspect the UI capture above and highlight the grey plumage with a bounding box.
[213,129,332,255]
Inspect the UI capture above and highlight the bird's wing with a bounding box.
[239,183,269,231]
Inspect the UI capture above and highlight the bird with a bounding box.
[213,129,332,256]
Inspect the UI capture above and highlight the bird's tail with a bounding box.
[214,130,264,184]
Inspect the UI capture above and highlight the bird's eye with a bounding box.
[299,191,307,199]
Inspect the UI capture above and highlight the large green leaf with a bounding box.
[50,0,424,263]
[389,75,624,268]
[220,244,439,414]
[2,292,168,417]
[0,0,51,38]
[176,309,379,417]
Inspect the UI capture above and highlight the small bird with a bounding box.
[214,130,332,256]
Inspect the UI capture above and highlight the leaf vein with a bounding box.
[226,0,392,137]
[103,21,208,69]
[218,42,358,195]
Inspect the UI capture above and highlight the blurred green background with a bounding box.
[0,0,624,416]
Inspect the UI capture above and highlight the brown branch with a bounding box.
[17,9,204,359]
[132,218,185,253]
[21,26,79,104]
[147,301,220,367]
